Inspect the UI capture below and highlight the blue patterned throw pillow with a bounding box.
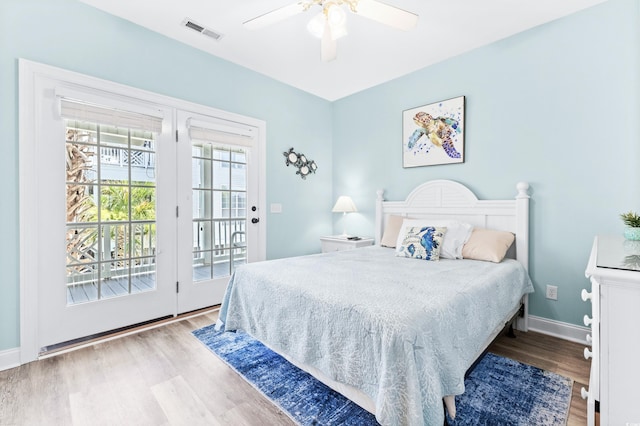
[396,226,447,261]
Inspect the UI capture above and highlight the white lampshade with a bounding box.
[307,13,325,38]
[332,196,357,213]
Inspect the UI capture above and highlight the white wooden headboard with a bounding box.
[375,180,531,330]
[375,180,530,268]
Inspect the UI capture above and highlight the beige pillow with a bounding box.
[462,228,515,263]
[380,215,405,247]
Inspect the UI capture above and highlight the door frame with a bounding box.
[19,59,266,364]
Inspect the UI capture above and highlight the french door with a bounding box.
[176,111,262,313]
[32,90,176,350]
[20,60,265,358]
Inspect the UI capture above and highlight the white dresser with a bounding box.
[582,235,640,425]
[320,236,374,253]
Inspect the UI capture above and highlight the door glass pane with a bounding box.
[192,190,212,220]
[212,146,230,161]
[66,266,98,304]
[65,120,157,305]
[214,220,231,249]
[231,150,246,163]
[192,158,211,189]
[193,220,212,252]
[231,163,246,191]
[213,160,230,190]
[216,190,229,219]
[100,224,129,262]
[66,184,98,223]
[131,186,156,221]
[192,141,247,281]
[231,192,246,219]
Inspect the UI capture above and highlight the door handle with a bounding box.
[251,218,259,224]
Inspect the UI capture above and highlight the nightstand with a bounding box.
[320,236,374,253]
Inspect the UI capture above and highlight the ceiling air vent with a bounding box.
[182,18,223,41]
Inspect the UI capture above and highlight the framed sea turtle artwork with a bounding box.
[402,96,465,168]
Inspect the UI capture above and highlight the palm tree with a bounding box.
[65,128,97,276]
[100,183,156,267]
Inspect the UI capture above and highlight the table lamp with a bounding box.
[332,195,357,237]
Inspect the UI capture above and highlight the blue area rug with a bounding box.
[448,353,572,425]
[193,324,572,426]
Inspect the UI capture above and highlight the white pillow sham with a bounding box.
[395,219,473,259]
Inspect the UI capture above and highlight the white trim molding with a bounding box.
[0,348,21,372]
[527,315,591,345]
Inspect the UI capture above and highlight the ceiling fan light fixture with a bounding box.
[307,5,347,40]
[330,25,348,40]
[327,4,348,40]
[326,3,346,27]
[244,0,418,62]
[307,12,325,38]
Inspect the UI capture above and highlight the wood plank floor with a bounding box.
[0,310,591,425]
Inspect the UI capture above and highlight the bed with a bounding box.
[216,180,534,426]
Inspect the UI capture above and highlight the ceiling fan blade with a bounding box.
[354,0,418,31]
[321,18,337,62]
[243,2,306,30]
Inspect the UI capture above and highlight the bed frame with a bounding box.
[374,179,531,331]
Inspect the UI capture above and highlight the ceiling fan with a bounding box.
[243,0,418,62]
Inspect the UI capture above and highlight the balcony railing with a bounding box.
[100,146,155,169]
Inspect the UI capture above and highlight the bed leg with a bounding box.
[443,401,450,426]
[507,322,517,338]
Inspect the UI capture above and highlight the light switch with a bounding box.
[270,203,282,213]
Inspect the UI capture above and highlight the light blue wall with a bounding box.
[0,0,333,351]
[332,0,640,327]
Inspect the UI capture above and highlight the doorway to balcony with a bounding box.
[19,60,265,360]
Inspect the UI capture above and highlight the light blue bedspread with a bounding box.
[217,246,534,426]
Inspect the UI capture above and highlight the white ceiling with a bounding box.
[79,0,606,101]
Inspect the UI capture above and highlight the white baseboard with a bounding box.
[528,315,590,345]
[0,347,21,372]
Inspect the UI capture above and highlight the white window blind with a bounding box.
[188,119,254,148]
[59,98,163,133]
[189,126,254,148]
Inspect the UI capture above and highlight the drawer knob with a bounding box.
[583,347,592,360]
[581,387,589,399]
[581,288,592,301]
[583,315,593,327]
[586,333,592,344]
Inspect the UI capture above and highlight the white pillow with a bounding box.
[395,219,473,259]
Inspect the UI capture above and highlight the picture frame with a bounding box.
[402,96,465,168]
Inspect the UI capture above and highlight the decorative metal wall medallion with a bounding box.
[283,147,317,179]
